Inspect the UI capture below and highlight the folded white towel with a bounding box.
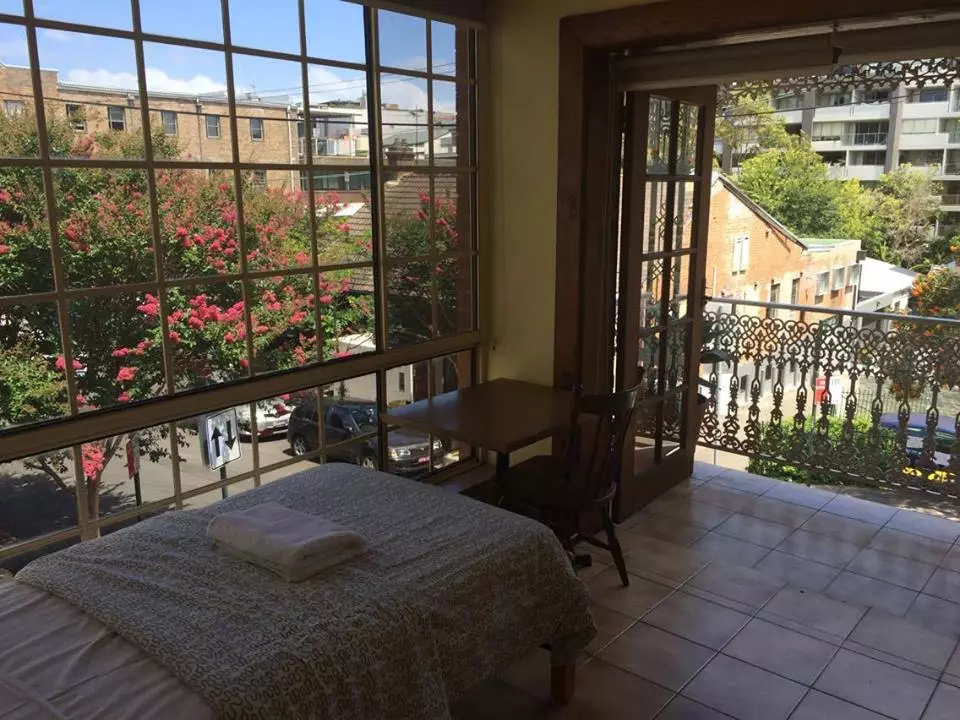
[207,502,365,582]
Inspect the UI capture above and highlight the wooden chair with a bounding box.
[496,383,642,587]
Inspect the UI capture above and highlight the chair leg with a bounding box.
[602,506,630,587]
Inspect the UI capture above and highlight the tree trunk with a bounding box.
[85,474,101,538]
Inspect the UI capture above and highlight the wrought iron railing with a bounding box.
[846,131,888,145]
[694,298,960,495]
[942,194,960,206]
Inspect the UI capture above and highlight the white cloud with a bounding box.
[41,29,71,43]
[380,77,429,111]
[63,67,226,95]
[308,65,367,105]
[0,37,27,63]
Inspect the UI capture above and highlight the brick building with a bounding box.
[706,173,862,319]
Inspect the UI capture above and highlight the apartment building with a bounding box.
[0,64,452,198]
[774,83,960,231]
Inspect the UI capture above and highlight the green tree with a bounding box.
[715,95,792,171]
[865,165,942,270]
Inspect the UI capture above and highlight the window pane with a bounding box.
[229,0,299,52]
[647,96,674,174]
[305,0,366,64]
[35,0,132,29]
[140,0,223,42]
[36,32,144,159]
[431,22,457,77]
[381,75,428,165]
[436,254,473,337]
[318,194,373,265]
[55,168,156,289]
[243,172,311,272]
[158,168,240,279]
[378,10,426,72]
[387,261,434,347]
[165,280,246,391]
[249,275,316,374]
[323,372,379,470]
[0,25,39,159]
[319,266,375,361]
[383,171,430,258]
[429,350,473,470]
[69,290,163,412]
[231,54,302,165]
[0,300,68,429]
[434,172,470,253]
[0,167,53,296]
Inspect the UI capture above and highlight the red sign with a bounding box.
[125,438,140,479]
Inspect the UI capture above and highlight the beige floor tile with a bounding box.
[587,568,674,619]
[763,482,837,510]
[847,548,937,592]
[598,622,714,691]
[643,591,750,650]
[924,568,960,605]
[689,532,770,568]
[688,484,757,512]
[848,607,956,671]
[683,654,806,720]
[814,649,937,720]
[906,594,960,638]
[708,469,777,495]
[560,659,675,720]
[764,587,867,639]
[825,571,918,616]
[755,550,840,592]
[799,512,882,547]
[692,461,725,481]
[657,696,730,719]
[686,560,784,609]
[644,497,735,531]
[923,682,960,720]
[822,494,898,525]
[723,618,836,684]
[713,513,794,549]
[741,496,816,529]
[622,536,712,585]
[789,691,887,720]
[585,605,636,656]
[626,515,708,548]
[886,511,960,544]
[867,528,952,567]
[777,529,863,568]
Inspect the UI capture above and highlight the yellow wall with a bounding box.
[485,0,658,385]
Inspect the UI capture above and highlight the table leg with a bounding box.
[496,452,510,475]
[551,662,575,704]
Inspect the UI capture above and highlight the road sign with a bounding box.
[125,437,140,480]
[201,408,242,471]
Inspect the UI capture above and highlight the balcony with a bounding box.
[943,194,960,207]
[298,136,369,158]
[845,131,888,146]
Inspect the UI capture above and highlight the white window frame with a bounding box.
[250,117,264,141]
[731,235,749,274]
[107,105,126,131]
[65,103,85,130]
[816,271,830,296]
[3,99,24,116]
[832,267,846,291]
[205,113,221,139]
[160,110,178,136]
[848,264,861,287]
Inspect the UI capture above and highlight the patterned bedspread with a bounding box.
[16,465,596,720]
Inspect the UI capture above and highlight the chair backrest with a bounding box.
[562,383,642,507]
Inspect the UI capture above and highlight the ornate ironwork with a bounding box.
[719,58,960,104]
[694,304,960,495]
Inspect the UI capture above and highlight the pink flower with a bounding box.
[81,443,105,480]
[187,315,204,329]
[0,190,10,203]
[75,393,86,404]
[239,357,249,369]
[294,251,310,265]
[116,366,137,382]
[0,243,9,255]
[168,331,181,343]
[319,294,333,305]
[55,355,83,371]
[337,222,350,232]
[255,324,269,335]
[111,348,131,358]
[224,331,236,343]
[175,226,188,239]
[117,392,131,403]
[137,293,160,316]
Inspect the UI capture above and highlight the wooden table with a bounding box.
[382,378,574,473]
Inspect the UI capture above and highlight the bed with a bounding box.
[1,464,596,720]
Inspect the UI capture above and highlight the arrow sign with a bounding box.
[202,408,242,471]
[210,426,223,461]
[224,420,237,450]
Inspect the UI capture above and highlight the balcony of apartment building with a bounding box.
[7,2,960,720]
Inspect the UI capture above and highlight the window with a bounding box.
[773,93,802,111]
[768,282,781,319]
[160,110,177,136]
[107,105,125,131]
[850,121,887,146]
[3,99,24,116]
[860,88,891,103]
[731,235,749,274]
[908,87,948,103]
[791,277,800,305]
[850,150,886,166]
[250,117,264,141]
[821,91,851,107]
[0,3,480,560]
[205,114,220,139]
[816,271,830,296]
[398,371,405,393]
[65,103,85,130]
[903,119,938,134]
[812,122,844,141]
[848,264,861,286]
[832,267,846,291]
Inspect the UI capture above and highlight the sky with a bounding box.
[0,0,457,112]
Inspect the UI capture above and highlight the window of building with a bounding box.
[251,169,267,187]
[832,267,846,291]
[3,99,24,116]
[850,150,886,166]
[908,87,948,103]
[821,91,852,107]
[205,114,220,139]
[160,110,177,136]
[860,88,891,103]
[107,105,125,131]
[850,121,887,146]
[902,118,938,134]
[398,371,405,393]
[65,103,85,130]
[768,282,781,319]
[731,235,749,274]
[816,271,830,296]
[773,93,803,111]
[848,264,861,287]
[899,150,942,168]
[791,277,800,305]
[812,122,844,141]
[250,117,264,141]
[0,3,481,559]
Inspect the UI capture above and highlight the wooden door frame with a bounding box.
[552,0,960,398]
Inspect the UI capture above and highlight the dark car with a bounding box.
[286,398,445,477]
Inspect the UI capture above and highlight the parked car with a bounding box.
[286,398,445,476]
[879,412,955,469]
[236,398,293,439]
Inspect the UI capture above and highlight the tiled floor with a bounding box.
[451,463,960,720]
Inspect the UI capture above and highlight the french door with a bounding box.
[615,86,716,516]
